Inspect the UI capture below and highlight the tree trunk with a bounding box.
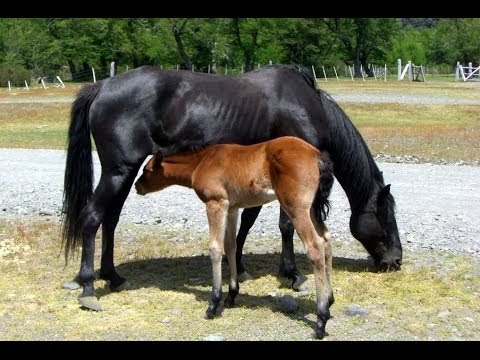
[361,60,374,77]
[172,23,192,71]
[67,60,77,80]
[353,52,362,77]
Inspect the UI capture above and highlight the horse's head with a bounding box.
[349,183,402,271]
[135,152,167,195]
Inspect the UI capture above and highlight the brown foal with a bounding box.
[135,136,335,338]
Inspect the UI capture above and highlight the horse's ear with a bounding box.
[378,184,391,204]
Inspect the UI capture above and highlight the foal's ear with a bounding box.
[152,151,164,170]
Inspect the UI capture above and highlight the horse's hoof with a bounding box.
[110,280,129,292]
[205,309,216,319]
[63,280,81,290]
[314,325,327,339]
[292,275,308,291]
[237,271,253,283]
[78,296,102,311]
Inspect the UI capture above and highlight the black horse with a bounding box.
[62,64,402,313]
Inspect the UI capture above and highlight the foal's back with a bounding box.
[191,136,321,209]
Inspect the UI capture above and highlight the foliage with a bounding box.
[0,18,478,78]
[0,64,32,87]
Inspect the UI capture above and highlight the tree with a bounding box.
[321,18,399,77]
[429,18,480,66]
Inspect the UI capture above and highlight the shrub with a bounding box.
[0,64,32,87]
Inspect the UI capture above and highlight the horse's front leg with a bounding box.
[77,169,139,311]
[205,199,229,319]
[224,209,239,308]
[278,208,307,290]
[235,206,262,282]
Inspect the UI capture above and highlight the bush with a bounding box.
[0,64,32,87]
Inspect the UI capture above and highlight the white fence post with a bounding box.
[397,59,402,80]
[384,64,387,82]
[110,62,115,77]
[455,62,460,81]
[322,66,328,82]
[56,76,65,88]
[8,81,11,91]
[24,80,29,90]
[333,67,339,82]
[311,65,317,81]
[40,78,47,89]
[92,67,96,83]
[349,66,354,81]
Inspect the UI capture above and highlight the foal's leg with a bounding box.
[224,209,239,308]
[312,218,334,306]
[98,169,140,291]
[285,207,330,339]
[278,208,307,291]
[205,199,229,319]
[235,206,261,282]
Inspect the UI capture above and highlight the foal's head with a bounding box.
[135,152,167,195]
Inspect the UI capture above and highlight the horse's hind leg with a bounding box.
[99,169,140,292]
[278,208,307,291]
[224,209,239,308]
[235,206,261,282]
[78,167,140,311]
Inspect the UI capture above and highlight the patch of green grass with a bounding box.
[0,218,478,340]
[0,103,70,149]
[1,81,479,164]
[342,103,480,162]
[318,77,480,100]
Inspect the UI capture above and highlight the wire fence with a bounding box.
[0,61,467,90]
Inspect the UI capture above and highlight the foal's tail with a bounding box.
[61,82,102,262]
[312,152,334,222]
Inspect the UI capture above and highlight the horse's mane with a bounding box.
[291,64,385,207]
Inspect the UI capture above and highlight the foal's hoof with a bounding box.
[224,296,235,308]
[237,271,253,283]
[78,296,103,311]
[292,275,308,291]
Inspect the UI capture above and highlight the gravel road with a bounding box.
[1,148,479,257]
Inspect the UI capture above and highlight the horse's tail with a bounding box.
[312,152,334,222]
[61,82,102,262]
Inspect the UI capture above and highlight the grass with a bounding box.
[0,80,478,163]
[318,76,480,100]
[0,218,478,340]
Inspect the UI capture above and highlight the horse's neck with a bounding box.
[162,152,204,189]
